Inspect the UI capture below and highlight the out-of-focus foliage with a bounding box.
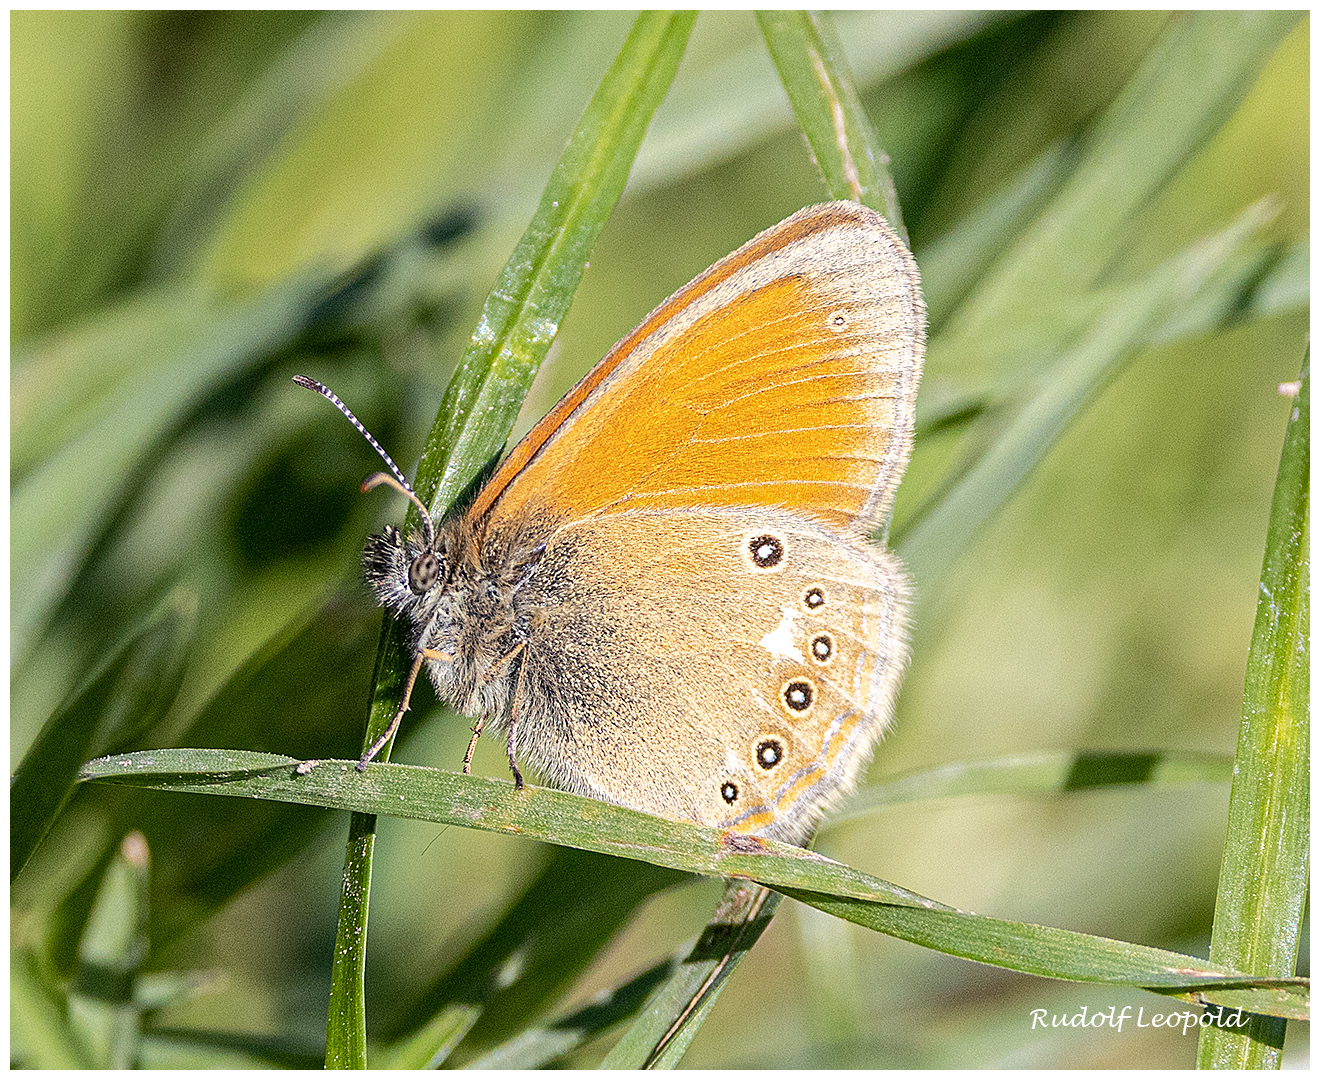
[12,11,1307,1068]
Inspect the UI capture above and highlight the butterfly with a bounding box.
[298,199,924,842]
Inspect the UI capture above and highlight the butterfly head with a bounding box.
[361,522,449,618]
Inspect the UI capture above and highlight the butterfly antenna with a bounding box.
[293,375,436,547]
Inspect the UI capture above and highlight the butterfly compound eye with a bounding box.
[408,551,441,594]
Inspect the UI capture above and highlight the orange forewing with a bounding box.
[470,203,924,537]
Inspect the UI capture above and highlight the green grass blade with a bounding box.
[755,10,905,239]
[66,833,151,1068]
[940,10,1300,387]
[825,749,1233,829]
[11,590,194,882]
[465,955,681,1069]
[1197,359,1309,1068]
[635,11,995,192]
[378,847,683,1065]
[323,810,375,1068]
[376,1004,482,1070]
[601,881,779,1068]
[783,890,1308,1021]
[899,200,1276,590]
[78,751,1307,1018]
[324,13,697,1067]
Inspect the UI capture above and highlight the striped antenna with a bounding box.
[293,375,436,547]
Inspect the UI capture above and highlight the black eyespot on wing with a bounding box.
[810,635,833,662]
[756,739,783,769]
[783,680,813,712]
[721,781,739,805]
[804,587,825,609]
[748,534,784,569]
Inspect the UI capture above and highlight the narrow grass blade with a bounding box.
[900,200,1276,589]
[79,752,933,908]
[79,751,1307,1018]
[378,847,684,1065]
[11,589,194,881]
[375,1004,482,1070]
[1197,359,1309,1068]
[756,10,905,239]
[601,881,778,1068]
[636,11,996,192]
[325,13,697,1066]
[464,955,680,1069]
[826,749,1233,830]
[941,10,1300,386]
[783,889,1308,1020]
[323,810,375,1068]
[67,833,151,1069]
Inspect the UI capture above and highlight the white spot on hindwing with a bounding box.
[759,607,804,663]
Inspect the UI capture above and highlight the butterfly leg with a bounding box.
[463,717,484,774]
[506,646,529,790]
[358,650,427,770]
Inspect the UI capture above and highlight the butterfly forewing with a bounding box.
[474,202,924,539]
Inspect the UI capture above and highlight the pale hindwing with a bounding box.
[508,507,910,842]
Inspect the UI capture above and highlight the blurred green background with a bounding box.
[11,11,1308,1068]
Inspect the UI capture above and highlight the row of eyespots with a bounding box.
[745,536,829,618]
[722,737,787,805]
[731,534,837,807]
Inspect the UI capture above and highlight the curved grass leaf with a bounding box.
[1197,359,1309,1067]
[376,846,684,1066]
[78,750,1308,1020]
[825,749,1233,830]
[601,881,778,1068]
[11,590,194,882]
[465,953,681,1069]
[756,10,905,240]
